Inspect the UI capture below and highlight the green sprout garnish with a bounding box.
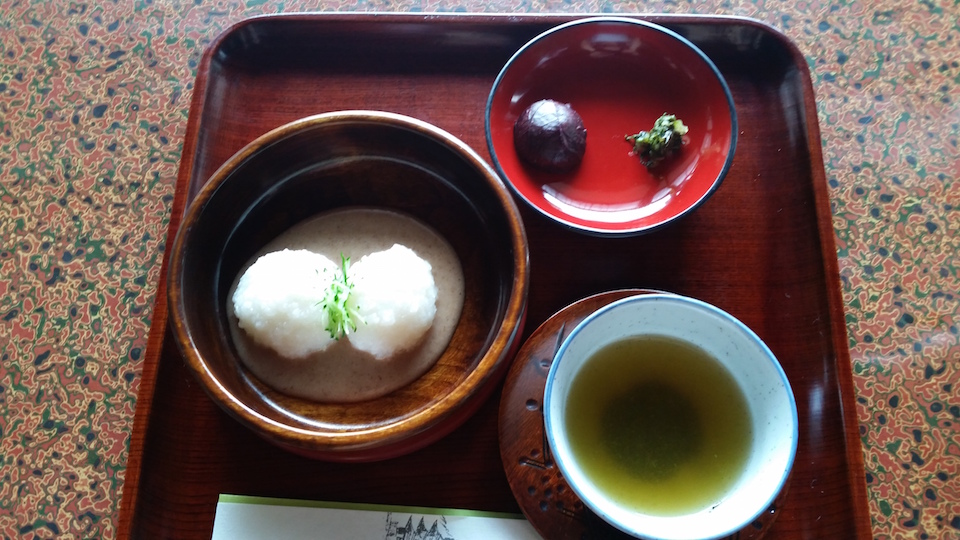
[320,254,364,339]
[625,113,689,168]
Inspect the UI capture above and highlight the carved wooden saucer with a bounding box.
[497,289,786,540]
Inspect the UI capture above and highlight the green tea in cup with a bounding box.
[544,293,797,540]
[564,334,753,516]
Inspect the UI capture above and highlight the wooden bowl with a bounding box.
[167,111,529,462]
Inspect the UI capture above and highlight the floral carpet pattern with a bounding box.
[0,0,957,538]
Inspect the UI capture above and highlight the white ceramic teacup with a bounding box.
[544,293,798,540]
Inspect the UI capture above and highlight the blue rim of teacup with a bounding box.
[543,293,799,540]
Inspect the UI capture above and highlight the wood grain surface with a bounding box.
[117,14,870,539]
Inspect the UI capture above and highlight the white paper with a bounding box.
[212,495,544,540]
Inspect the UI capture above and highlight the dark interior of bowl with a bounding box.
[174,117,521,447]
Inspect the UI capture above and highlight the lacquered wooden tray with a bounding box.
[117,13,871,539]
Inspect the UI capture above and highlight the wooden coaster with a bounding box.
[497,289,785,540]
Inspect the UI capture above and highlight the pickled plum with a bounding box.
[513,99,587,173]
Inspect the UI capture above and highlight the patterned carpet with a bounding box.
[0,0,957,538]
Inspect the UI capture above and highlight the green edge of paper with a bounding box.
[218,494,527,521]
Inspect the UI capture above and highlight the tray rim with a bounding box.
[116,12,870,539]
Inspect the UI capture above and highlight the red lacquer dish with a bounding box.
[486,17,737,236]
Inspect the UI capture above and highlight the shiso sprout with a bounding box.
[625,113,689,168]
[320,254,364,339]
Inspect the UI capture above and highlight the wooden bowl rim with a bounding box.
[168,110,530,456]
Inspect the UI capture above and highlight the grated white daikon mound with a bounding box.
[347,244,438,360]
[231,249,338,358]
